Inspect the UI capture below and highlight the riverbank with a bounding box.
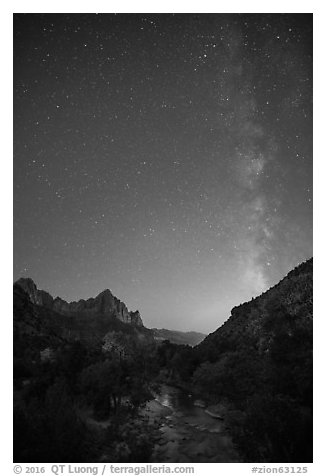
[140,384,240,463]
[156,376,231,419]
[77,384,240,462]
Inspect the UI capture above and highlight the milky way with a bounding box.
[14,14,312,332]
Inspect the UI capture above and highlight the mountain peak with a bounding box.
[14,278,144,327]
[15,277,54,307]
[15,277,37,290]
[96,288,113,297]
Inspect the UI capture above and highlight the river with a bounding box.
[142,384,240,463]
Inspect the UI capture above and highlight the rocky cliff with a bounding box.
[190,258,313,462]
[15,278,144,327]
[196,257,313,361]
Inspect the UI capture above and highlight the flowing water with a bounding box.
[144,384,240,463]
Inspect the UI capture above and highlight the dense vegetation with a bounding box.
[14,338,160,462]
[13,258,312,463]
[14,283,160,462]
[155,259,313,462]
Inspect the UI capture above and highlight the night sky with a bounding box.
[13,14,312,333]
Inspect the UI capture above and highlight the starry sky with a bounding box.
[13,13,312,333]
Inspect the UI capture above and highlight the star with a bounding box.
[13,13,312,333]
